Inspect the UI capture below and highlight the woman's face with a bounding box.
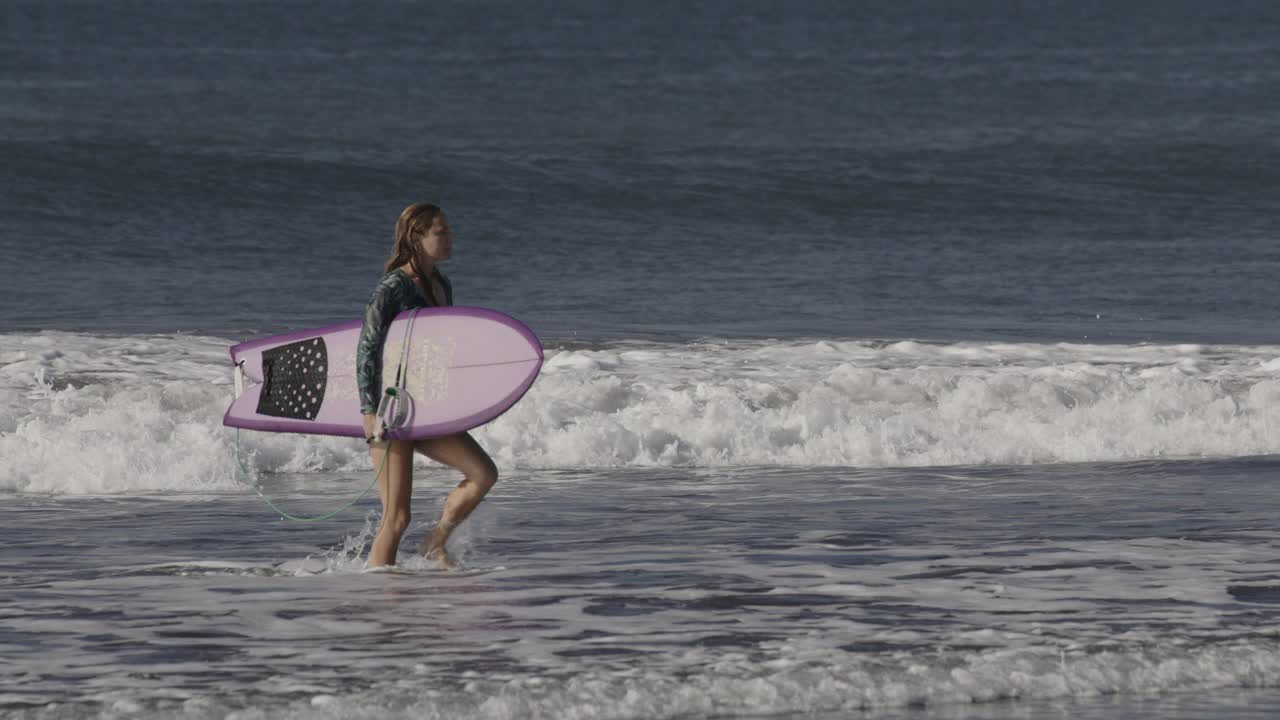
[420,215,453,262]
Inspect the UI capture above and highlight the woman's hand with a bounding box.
[362,413,378,443]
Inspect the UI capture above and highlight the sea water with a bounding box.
[3,0,1280,717]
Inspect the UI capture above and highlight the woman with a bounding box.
[355,202,499,568]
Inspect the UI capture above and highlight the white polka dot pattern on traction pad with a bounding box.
[255,338,328,420]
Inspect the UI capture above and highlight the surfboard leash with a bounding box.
[231,308,419,521]
[233,428,386,522]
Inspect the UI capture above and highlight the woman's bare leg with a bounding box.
[367,438,414,567]
[412,432,498,566]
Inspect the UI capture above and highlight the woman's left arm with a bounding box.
[355,281,398,416]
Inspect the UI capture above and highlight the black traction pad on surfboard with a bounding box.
[256,338,327,420]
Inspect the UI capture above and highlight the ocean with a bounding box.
[3,0,1280,717]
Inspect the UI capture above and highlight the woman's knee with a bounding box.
[471,458,498,490]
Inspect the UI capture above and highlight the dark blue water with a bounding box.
[3,0,1279,342]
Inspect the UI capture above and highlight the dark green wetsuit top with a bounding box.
[355,267,454,414]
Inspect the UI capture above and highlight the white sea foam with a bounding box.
[6,641,1280,719]
[287,643,1280,718]
[5,331,1280,494]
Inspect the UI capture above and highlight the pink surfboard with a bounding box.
[222,307,543,440]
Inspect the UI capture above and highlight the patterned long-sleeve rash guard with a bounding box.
[355,267,454,414]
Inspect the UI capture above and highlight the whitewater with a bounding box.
[5,331,1280,494]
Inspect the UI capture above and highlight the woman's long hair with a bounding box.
[385,202,442,278]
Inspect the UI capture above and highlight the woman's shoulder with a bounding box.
[369,268,413,299]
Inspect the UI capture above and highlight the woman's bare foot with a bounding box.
[418,522,457,569]
[424,546,456,570]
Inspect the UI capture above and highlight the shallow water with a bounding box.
[4,460,1278,718]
